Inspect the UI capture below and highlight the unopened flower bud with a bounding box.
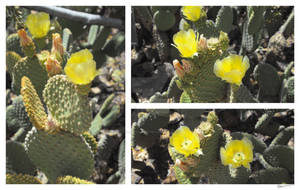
[181,59,192,73]
[51,33,64,57]
[17,29,36,57]
[197,34,208,51]
[173,59,184,78]
[45,56,62,76]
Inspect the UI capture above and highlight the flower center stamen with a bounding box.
[233,152,245,163]
[181,139,192,149]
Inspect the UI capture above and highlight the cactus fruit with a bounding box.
[6,173,42,184]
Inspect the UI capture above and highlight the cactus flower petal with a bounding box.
[64,49,98,85]
[25,12,50,38]
[173,29,198,58]
[214,54,250,86]
[170,126,201,157]
[182,6,203,22]
[220,138,253,169]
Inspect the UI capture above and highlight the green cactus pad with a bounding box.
[253,64,281,102]
[285,76,294,102]
[178,109,205,129]
[270,126,294,146]
[263,145,294,173]
[43,75,92,135]
[6,173,42,184]
[12,55,48,98]
[6,140,36,175]
[231,84,258,103]
[117,139,125,184]
[194,123,223,174]
[247,6,266,35]
[254,110,279,137]
[25,127,94,183]
[56,175,95,184]
[250,167,292,184]
[167,76,182,102]
[10,96,32,130]
[6,105,21,135]
[6,51,21,76]
[215,6,233,33]
[153,10,176,31]
[177,32,229,102]
[208,162,250,184]
[21,76,47,131]
[6,33,24,56]
[173,165,199,184]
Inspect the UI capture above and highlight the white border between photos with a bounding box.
[0,0,298,189]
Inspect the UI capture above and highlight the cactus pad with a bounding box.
[21,76,47,131]
[6,140,36,175]
[56,176,95,184]
[6,173,42,184]
[6,33,23,56]
[12,55,48,98]
[43,75,92,135]
[25,127,94,183]
[251,167,292,184]
[6,51,21,76]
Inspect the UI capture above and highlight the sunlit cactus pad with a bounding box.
[43,75,92,135]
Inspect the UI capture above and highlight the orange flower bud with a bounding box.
[45,56,62,76]
[51,33,64,57]
[173,59,184,78]
[18,29,33,47]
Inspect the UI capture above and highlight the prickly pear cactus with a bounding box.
[132,109,294,184]
[6,6,125,184]
[133,6,294,103]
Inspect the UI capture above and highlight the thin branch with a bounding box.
[22,6,124,30]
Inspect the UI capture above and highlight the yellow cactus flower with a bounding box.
[173,29,199,58]
[25,12,50,38]
[220,138,253,169]
[182,6,203,22]
[214,54,250,86]
[64,49,98,85]
[170,126,202,157]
